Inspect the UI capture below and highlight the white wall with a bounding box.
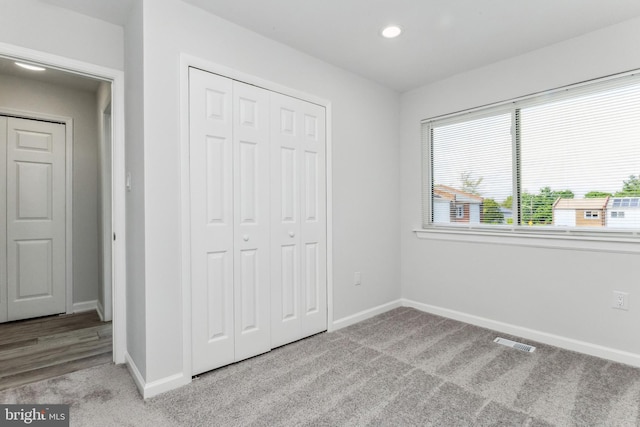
[607,210,640,228]
[401,17,640,359]
[0,0,123,71]
[124,0,147,379]
[137,0,400,383]
[0,74,100,305]
[554,210,576,227]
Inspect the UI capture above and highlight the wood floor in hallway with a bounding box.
[0,311,112,391]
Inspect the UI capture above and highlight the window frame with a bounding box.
[418,69,640,249]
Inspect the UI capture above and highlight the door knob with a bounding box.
[243,234,250,241]
[289,231,295,238]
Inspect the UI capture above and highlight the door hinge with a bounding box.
[113,233,116,241]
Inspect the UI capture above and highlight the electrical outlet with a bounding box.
[612,291,629,310]
[354,272,361,286]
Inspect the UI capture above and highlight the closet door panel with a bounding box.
[205,136,230,224]
[304,242,319,315]
[280,147,297,222]
[270,93,302,348]
[271,93,327,347]
[280,244,298,320]
[190,68,235,375]
[299,104,327,337]
[206,251,232,341]
[233,81,271,361]
[238,249,258,331]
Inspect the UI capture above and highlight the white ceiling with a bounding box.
[38,0,640,92]
[39,0,134,28]
[0,56,102,92]
[182,0,640,92]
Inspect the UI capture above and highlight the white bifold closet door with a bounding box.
[190,68,271,375]
[190,67,327,376]
[270,93,327,348]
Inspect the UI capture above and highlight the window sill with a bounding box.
[414,225,640,254]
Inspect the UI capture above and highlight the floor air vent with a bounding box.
[494,337,536,353]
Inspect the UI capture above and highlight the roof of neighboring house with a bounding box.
[553,197,609,210]
[433,184,483,203]
[608,197,640,209]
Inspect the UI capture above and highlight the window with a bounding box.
[584,211,599,219]
[422,71,640,232]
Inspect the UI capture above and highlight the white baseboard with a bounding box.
[125,352,146,397]
[125,352,191,399]
[73,300,98,314]
[143,372,190,399]
[96,300,105,321]
[402,299,640,368]
[330,299,402,331]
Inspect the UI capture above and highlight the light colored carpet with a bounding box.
[2,307,640,426]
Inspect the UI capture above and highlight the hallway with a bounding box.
[0,311,111,391]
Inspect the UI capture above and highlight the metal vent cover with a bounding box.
[494,337,536,353]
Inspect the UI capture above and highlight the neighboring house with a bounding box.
[433,185,483,224]
[552,197,609,227]
[607,197,640,228]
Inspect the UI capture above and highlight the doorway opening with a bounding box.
[0,51,124,387]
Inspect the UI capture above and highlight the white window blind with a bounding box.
[428,113,512,227]
[423,72,640,232]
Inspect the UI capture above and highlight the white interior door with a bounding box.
[232,81,271,361]
[5,116,66,321]
[190,68,236,374]
[270,93,327,348]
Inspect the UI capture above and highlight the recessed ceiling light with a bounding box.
[381,25,403,39]
[15,62,46,72]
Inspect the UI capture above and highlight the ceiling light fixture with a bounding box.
[15,62,46,72]
[381,25,403,39]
